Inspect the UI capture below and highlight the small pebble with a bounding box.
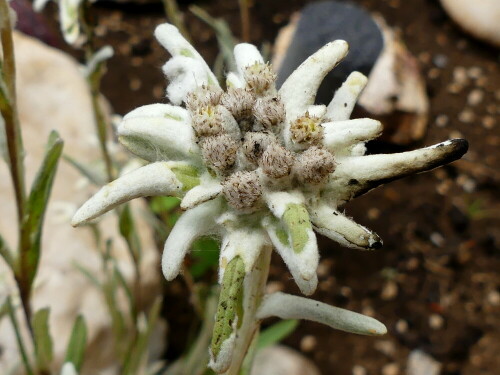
[482,116,496,129]
[486,104,497,115]
[382,363,399,375]
[130,57,142,67]
[428,68,440,79]
[352,365,367,375]
[300,335,317,352]
[381,281,398,300]
[129,78,142,91]
[467,66,482,80]
[429,314,444,330]
[456,175,477,193]
[406,257,419,270]
[317,259,333,277]
[435,114,449,127]
[453,66,468,85]
[118,43,131,55]
[418,52,431,64]
[367,207,380,220]
[458,109,474,123]
[407,350,441,375]
[362,305,375,317]
[153,85,165,99]
[487,290,500,306]
[375,340,396,357]
[476,76,488,87]
[430,232,445,247]
[467,89,484,106]
[433,54,448,68]
[395,319,408,334]
[447,82,463,94]
[340,286,352,298]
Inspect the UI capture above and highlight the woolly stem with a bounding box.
[224,245,271,375]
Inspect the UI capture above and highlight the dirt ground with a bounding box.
[39,0,499,374]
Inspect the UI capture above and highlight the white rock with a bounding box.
[0,32,160,375]
[251,345,321,375]
[407,350,441,375]
[440,0,500,48]
[358,16,429,144]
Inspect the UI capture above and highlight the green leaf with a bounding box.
[119,204,142,266]
[190,5,236,72]
[65,315,87,371]
[113,261,134,319]
[6,297,34,375]
[0,112,8,163]
[0,233,14,269]
[73,261,101,288]
[32,308,54,372]
[18,130,63,286]
[122,297,162,375]
[63,154,105,186]
[257,320,299,349]
[150,196,180,214]
[102,271,126,349]
[190,237,220,279]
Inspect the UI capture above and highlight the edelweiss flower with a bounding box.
[72,24,468,299]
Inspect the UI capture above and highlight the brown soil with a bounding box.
[40,0,500,374]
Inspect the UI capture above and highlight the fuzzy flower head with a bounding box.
[72,24,468,298]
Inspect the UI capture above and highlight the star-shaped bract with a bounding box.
[72,24,468,297]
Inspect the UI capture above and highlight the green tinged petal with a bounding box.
[282,203,312,253]
[170,164,200,191]
[211,256,245,358]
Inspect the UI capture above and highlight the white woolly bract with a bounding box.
[310,204,382,250]
[226,72,244,88]
[162,199,221,281]
[306,104,327,119]
[322,118,382,153]
[208,330,237,373]
[155,24,218,91]
[123,103,190,123]
[263,217,318,296]
[71,162,184,226]
[257,292,387,336]
[218,228,269,282]
[59,363,78,375]
[233,43,264,81]
[59,0,85,45]
[118,114,200,163]
[180,180,222,210]
[263,190,305,218]
[326,71,368,121]
[279,40,349,121]
[162,56,214,105]
[84,46,114,77]
[324,139,467,205]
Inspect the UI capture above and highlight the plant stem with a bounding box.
[82,1,114,182]
[238,0,250,42]
[225,246,272,375]
[0,0,37,340]
[162,0,191,41]
[0,0,26,224]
